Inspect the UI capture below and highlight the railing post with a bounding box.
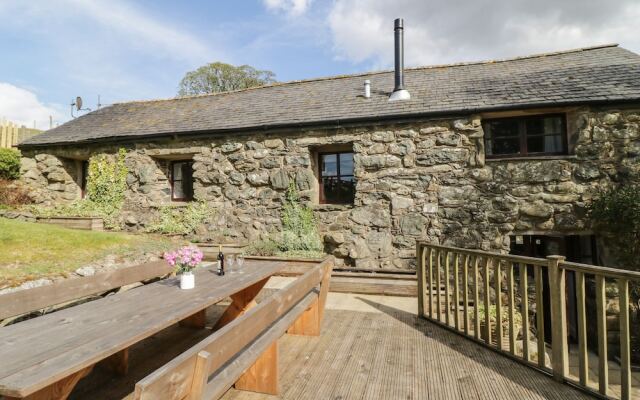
[548,255,567,382]
[416,242,425,318]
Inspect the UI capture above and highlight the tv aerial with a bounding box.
[70,96,92,118]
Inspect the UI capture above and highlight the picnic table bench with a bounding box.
[0,258,333,400]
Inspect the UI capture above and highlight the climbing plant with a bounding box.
[590,183,640,301]
[86,148,128,208]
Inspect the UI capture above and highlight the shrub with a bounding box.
[278,182,322,252]
[0,148,21,180]
[0,180,32,206]
[146,202,213,235]
[590,183,640,301]
[86,148,128,208]
[246,183,324,259]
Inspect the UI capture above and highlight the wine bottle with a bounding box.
[217,245,225,276]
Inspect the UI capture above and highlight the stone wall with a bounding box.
[19,105,640,269]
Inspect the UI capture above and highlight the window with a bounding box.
[319,151,355,204]
[483,114,567,157]
[80,160,89,199]
[170,160,194,201]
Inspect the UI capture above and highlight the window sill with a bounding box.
[150,201,192,208]
[312,204,354,212]
[486,155,577,163]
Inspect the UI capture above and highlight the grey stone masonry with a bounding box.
[19,105,640,269]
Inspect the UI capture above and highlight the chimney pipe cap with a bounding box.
[394,18,404,29]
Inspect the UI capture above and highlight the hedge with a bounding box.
[0,148,20,180]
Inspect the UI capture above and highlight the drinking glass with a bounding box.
[227,254,235,271]
[237,254,245,270]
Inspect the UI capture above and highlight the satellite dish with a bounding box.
[76,96,83,111]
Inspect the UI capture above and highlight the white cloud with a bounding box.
[0,83,65,130]
[263,0,313,17]
[328,0,640,68]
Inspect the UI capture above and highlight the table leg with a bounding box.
[99,348,129,376]
[179,309,207,329]
[213,277,269,330]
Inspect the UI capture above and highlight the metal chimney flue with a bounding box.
[389,18,410,101]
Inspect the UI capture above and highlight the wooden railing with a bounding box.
[416,242,640,400]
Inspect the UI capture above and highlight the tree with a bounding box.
[177,62,277,96]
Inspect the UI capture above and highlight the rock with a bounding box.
[391,196,413,213]
[367,143,386,154]
[220,142,243,153]
[324,232,345,245]
[415,148,468,166]
[435,132,461,146]
[574,164,601,181]
[348,237,370,259]
[245,141,264,150]
[264,138,284,149]
[515,340,551,368]
[228,171,246,185]
[260,157,281,169]
[350,206,390,227]
[285,155,310,167]
[75,266,96,277]
[400,213,426,235]
[371,131,395,142]
[247,171,270,186]
[269,169,290,190]
[423,203,438,214]
[366,231,393,257]
[359,155,401,170]
[295,169,314,191]
[388,140,416,156]
[419,126,449,135]
[125,215,138,226]
[520,201,554,218]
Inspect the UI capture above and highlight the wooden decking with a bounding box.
[65,285,592,400]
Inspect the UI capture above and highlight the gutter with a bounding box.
[17,98,640,150]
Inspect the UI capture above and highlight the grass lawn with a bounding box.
[0,218,179,288]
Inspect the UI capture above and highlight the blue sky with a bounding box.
[0,0,638,129]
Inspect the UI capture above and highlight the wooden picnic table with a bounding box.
[0,260,291,400]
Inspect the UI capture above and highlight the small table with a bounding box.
[0,260,287,400]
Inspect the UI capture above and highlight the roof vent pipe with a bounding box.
[389,18,410,102]
[364,80,371,98]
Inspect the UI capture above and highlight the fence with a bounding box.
[416,241,640,400]
[0,121,42,148]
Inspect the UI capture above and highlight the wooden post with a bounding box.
[483,257,492,344]
[235,341,279,395]
[494,260,502,350]
[519,264,530,362]
[416,243,425,318]
[576,271,588,386]
[595,274,608,396]
[548,255,567,382]
[187,351,212,400]
[618,278,631,400]
[287,296,320,336]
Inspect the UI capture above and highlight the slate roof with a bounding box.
[21,44,640,147]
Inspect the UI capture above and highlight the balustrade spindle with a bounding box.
[534,265,545,369]
[519,264,530,362]
[576,271,588,387]
[463,255,469,335]
[595,275,608,396]
[483,258,492,345]
[507,263,516,355]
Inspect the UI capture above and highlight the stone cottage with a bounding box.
[17,44,640,269]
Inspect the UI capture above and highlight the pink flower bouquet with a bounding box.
[164,246,204,275]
